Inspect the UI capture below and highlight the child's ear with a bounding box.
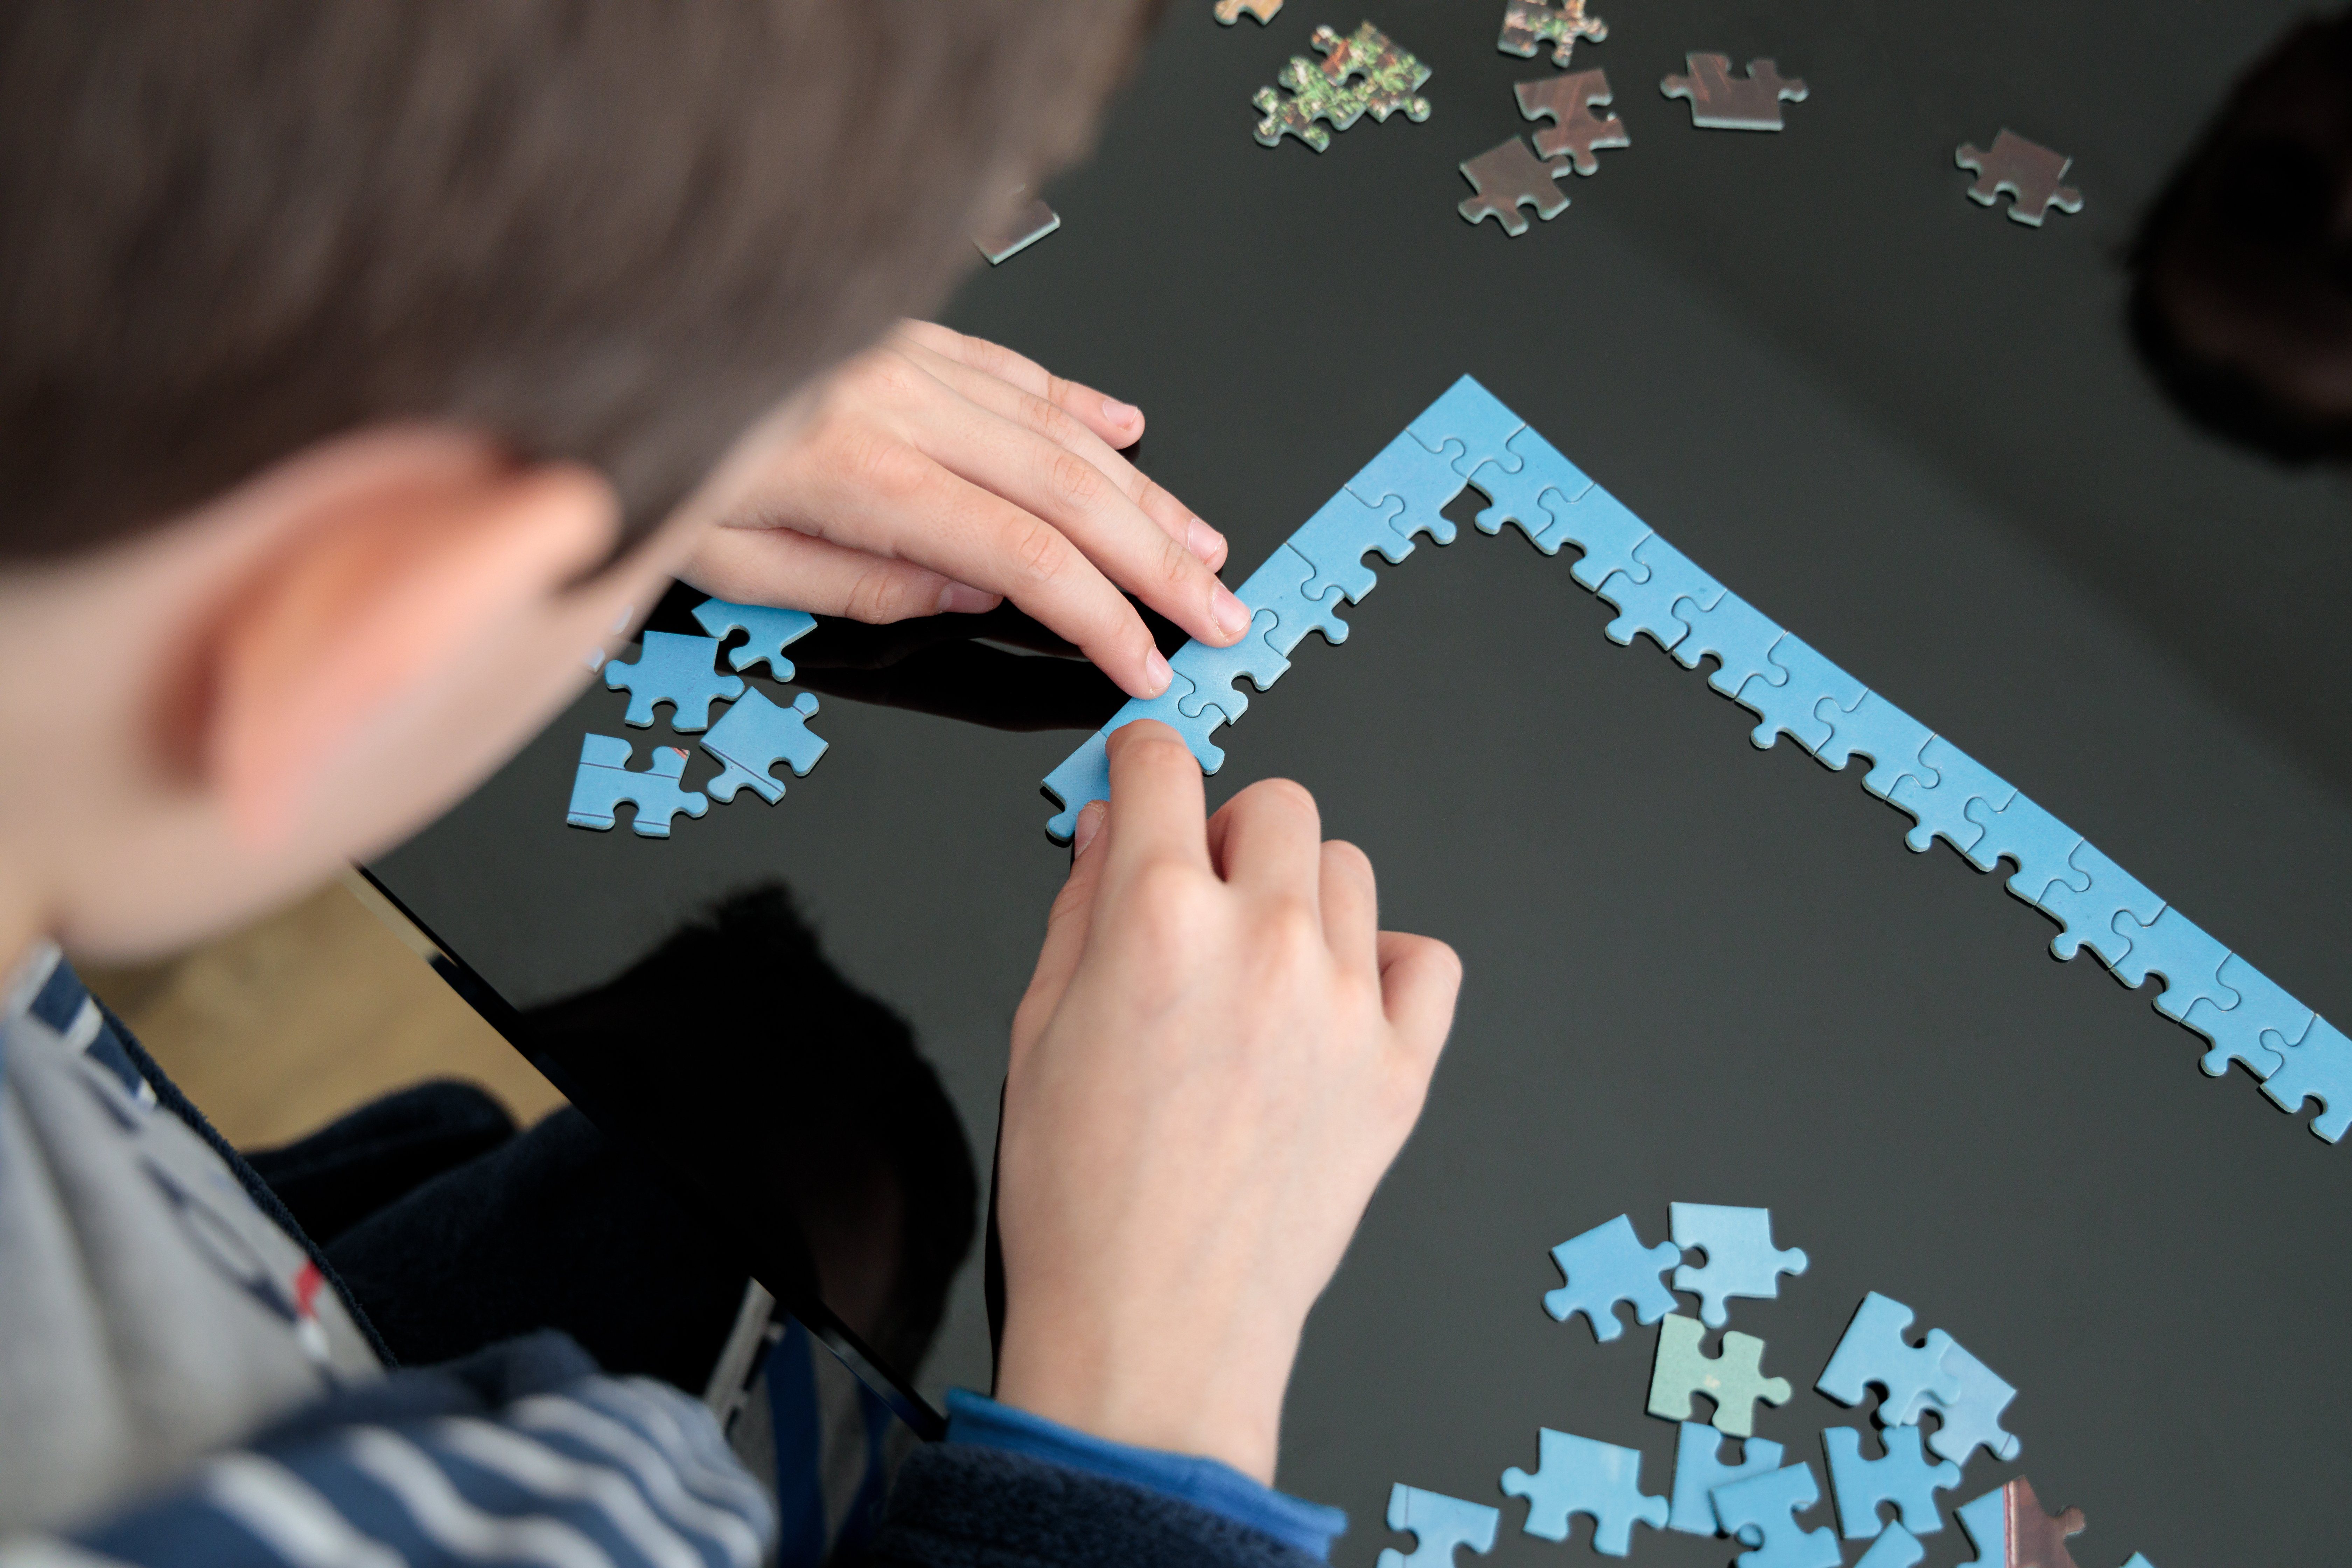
[202,432,618,850]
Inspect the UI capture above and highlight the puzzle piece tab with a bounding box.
[1254,22,1431,152]
[1648,1315,1792,1438]
[1956,1478,2084,1568]
[604,631,745,731]
[691,597,819,682]
[2260,1015,2352,1142]
[566,735,708,837]
[1956,131,2082,227]
[1734,634,1862,754]
[1813,691,1934,801]
[1542,1213,1681,1341]
[1661,54,1808,131]
[1816,1293,1962,1428]
[1597,534,1718,653]
[2180,953,2306,1080]
[1377,1484,1498,1568]
[1499,1429,1668,1556]
[1712,1463,1840,1568]
[1458,138,1572,234]
[1497,0,1606,66]
[1668,1423,1783,1536]
[700,688,826,804]
[1516,70,1629,175]
[2033,841,2160,970]
[1822,1426,1959,1539]
[1886,736,2014,857]
[1671,1203,1808,1329]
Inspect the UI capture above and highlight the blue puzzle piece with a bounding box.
[1956,1479,2084,1568]
[1540,483,1652,590]
[1464,425,1599,553]
[1672,590,1785,699]
[1926,1340,2020,1466]
[1885,736,2014,857]
[1406,375,1525,480]
[1174,609,1289,724]
[604,630,744,731]
[1669,1423,1783,1536]
[1813,692,1934,800]
[1377,1484,1498,1568]
[700,688,826,804]
[2180,953,2306,1080]
[1291,486,1412,604]
[1245,542,1356,655]
[1736,635,1864,754]
[1041,670,1231,842]
[2108,906,2238,1023]
[1597,535,1718,652]
[2033,841,2160,969]
[1670,1203,1808,1329]
[566,734,708,837]
[2260,1015,2352,1142]
[1345,431,1467,550]
[1853,1523,1925,1568]
[690,596,818,681]
[1541,1213,1682,1342]
[1822,1426,1959,1539]
[1816,1293,1962,1427]
[1712,1463,1840,1568]
[1500,1430,1669,1556]
[1961,791,2085,901]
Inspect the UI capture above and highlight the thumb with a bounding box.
[1010,799,1110,1066]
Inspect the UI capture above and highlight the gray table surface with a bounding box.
[374,2,2350,1561]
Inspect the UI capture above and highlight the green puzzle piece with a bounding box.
[1647,1315,1792,1438]
[1253,22,1431,152]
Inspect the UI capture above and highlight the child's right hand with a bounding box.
[993,721,1462,1485]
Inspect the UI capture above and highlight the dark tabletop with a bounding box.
[373,2,2351,1561]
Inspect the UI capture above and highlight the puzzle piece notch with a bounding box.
[1821,1426,1959,1540]
[1499,1429,1668,1556]
[1927,1340,2021,1467]
[1596,534,1718,653]
[1884,735,2015,858]
[1647,1315,1792,1438]
[1290,486,1411,604]
[2179,953,2306,1080]
[1961,791,2085,904]
[2032,840,2160,971]
[1854,1524,1927,1568]
[1668,1423,1783,1536]
[700,689,827,804]
[1733,634,1863,755]
[1406,376,1525,480]
[2259,1014,2352,1142]
[1672,592,1785,701]
[1377,1484,1497,1568]
[1345,431,1467,553]
[1661,54,1808,131]
[1813,691,1935,801]
[1670,1203,1808,1329]
[1516,70,1630,175]
[1711,1463,1840,1568]
[604,631,745,732]
[1816,1293,1962,1427]
[1497,0,1606,66]
[1956,131,2083,227]
[691,597,819,682]
[1254,22,1431,152]
[1541,1213,1681,1342]
[566,734,708,838]
[1213,0,1282,24]
[1458,137,1572,234]
[1955,1478,2084,1568]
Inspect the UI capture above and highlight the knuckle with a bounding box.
[843,565,919,623]
[1044,447,1108,511]
[1245,776,1319,826]
[1008,516,1070,587]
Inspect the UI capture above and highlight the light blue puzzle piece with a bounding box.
[1244,542,1355,655]
[1712,1463,1839,1568]
[1346,430,1467,550]
[1961,791,2085,901]
[1736,634,1864,754]
[1959,1479,2084,1568]
[1378,1484,1498,1568]
[1406,375,1525,479]
[1541,1213,1682,1341]
[1291,486,1412,604]
[2034,841,2160,969]
[1822,1426,1959,1539]
[1927,1340,2020,1466]
[700,688,826,804]
[1813,692,1935,800]
[1672,590,1786,699]
[1597,535,1718,652]
[1853,1523,1926,1568]
[2109,906,2238,1023]
[1464,425,1600,555]
[1670,1202,1808,1329]
[690,597,817,681]
[1041,669,1231,842]
[2181,953,2306,1079]
[1953,1486,2005,1566]
[603,630,744,731]
[2260,1015,2352,1141]
[1669,1423,1783,1536]
[1500,1430,1668,1556]
[1886,736,2014,856]
[1817,1293,1962,1427]
[1540,483,1652,590]
[1174,609,1289,724]
[566,734,708,837]
[2115,1555,2157,1567]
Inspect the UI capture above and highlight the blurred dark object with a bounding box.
[2133,13,2352,462]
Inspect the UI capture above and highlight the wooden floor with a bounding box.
[80,872,565,1151]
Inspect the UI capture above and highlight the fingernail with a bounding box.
[1102,395,1142,427]
[1144,648,1173,694]
[1185,516,1225,565]
[1212,585,1251,640]
[938,582,1000,614]
[1072,799,1107,858]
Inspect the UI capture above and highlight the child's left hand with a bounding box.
[681,322,1251,701]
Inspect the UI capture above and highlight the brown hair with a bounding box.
[0,1,1156,559]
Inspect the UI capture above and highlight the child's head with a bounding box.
[0,1,1152,963]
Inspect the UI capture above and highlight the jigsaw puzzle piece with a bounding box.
[1041,671,1231,842]
[1597,535,1718,653]
[1377,1484,1498,1568]
[1670,1203,1807,1329]
[1458,137,1573,235]
[1816,1293,1962,1427]
[1814,691,1934,800]
[2260,1015,2352,1142]
[1214,0,1283,24]
[604,630,745,731]
[1516,70,1629,175]
[1345,430,1467,551]
[1956,131,2083,227]
[1711,1463,1839,1568]
[1822,1427,1959,1539]
[1956,1479,2084,1568]
[1499,1430,1668,1556]
[1173,609,1290,724]
[1660,55,1808,132]
[1648,1316,1792,1438]
[1406,376,1525,479]
[1927,1340,2021,1467]
[1668,1423,1783,1536]
[567,734,708,837]
[2032,841,2160,969]
[1464,426,1595,546]
[1854,1524,1926,1568]
[1290,486,1410,604]
[1541,1213,1681,1341]
[1735,634,1863,754]
[2108,906,2237,1023]
[1961,792,2085,902]
[2179,953,2306,1080]
[691,596,817,681]
[1243,544,1355,656]
[1885,736,2014,857]
[1672,591,1785,700]
[1497,0,1606,66]
[700,688,827,804]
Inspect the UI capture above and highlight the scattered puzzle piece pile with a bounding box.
[1496,0,1606,67]
[1252,21,1431,152]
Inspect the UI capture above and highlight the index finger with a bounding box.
[1102,720,1212,877]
